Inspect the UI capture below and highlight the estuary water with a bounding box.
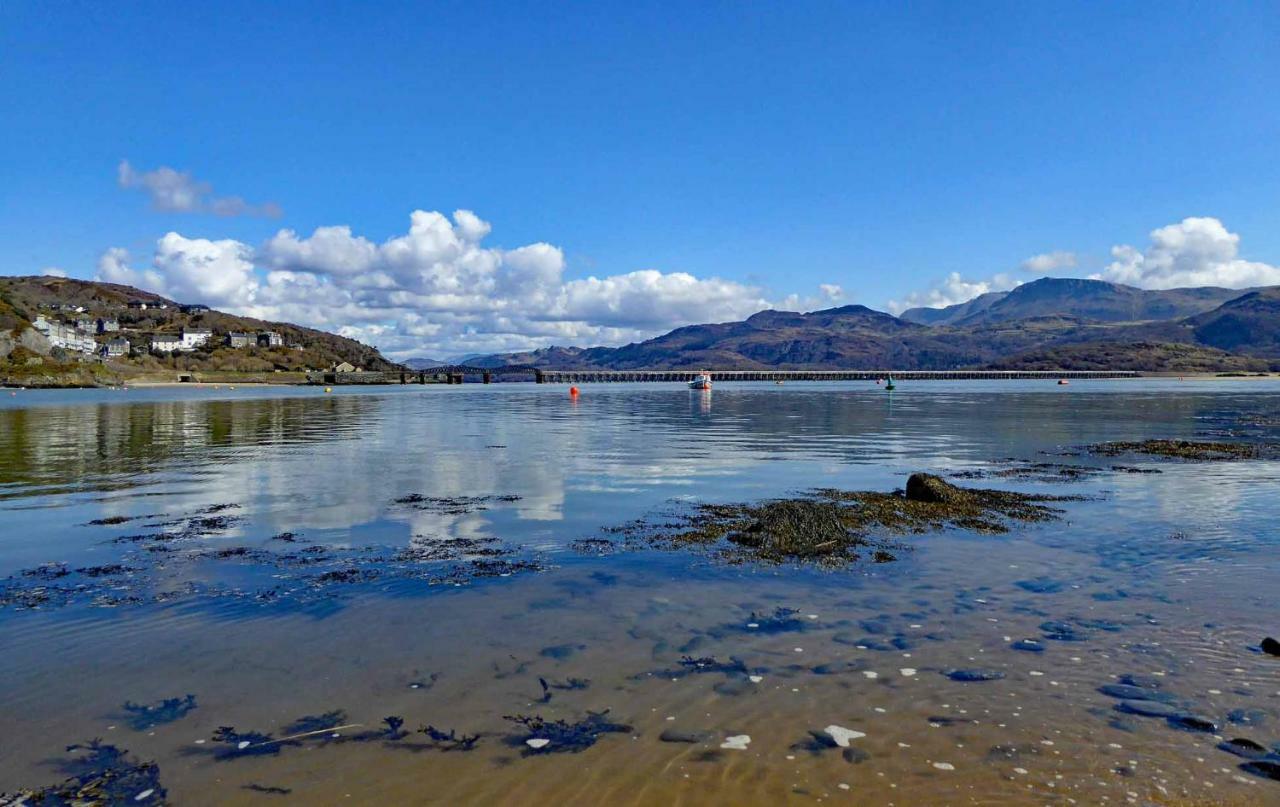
[1,380,1278,805]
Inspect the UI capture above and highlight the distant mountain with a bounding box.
[1188,288,1280,356]
[904,278,1253,327]
[463,278,1280,373]
[403,357,450,369]
[899,291,1007,325]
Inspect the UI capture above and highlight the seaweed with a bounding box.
[244,783,292,795]
[391,494,522,514]
[282,710,348,735]
[1085,439,1268,461]
[504,711,631,755]
[675,655,749,677]
[598,473,1069,566]
[211,726,283,757]
[419,725,480,751]
[122,694,197,730]
[742,606,806,634]
[4,739,165,804]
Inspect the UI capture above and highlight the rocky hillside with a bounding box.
[0,276,399,376]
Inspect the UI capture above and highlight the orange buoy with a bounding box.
[569,386,580,398]
[1057,379,1069,385]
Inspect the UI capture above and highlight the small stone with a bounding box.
[900,668,917,677]
[1010,639,1044,653]
[720,735,750,750]
[1241,760,1280,781]
[526,738,551,749]
[933,762,955,771]
[1098,684,1176,703]
[1260,637,1280,657]
[1167,714,1217,733]
[1115,700,1179,718]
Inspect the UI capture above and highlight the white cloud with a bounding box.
[1021,251,1077,274]
[886,272,1019,315]
[819,283,844,301]
[95,208,819,359]
[40,267,67,277]
[117,160,282,218]
[1093,217,1280,289]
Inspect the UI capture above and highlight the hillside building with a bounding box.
[33,315,96,354]
[225,332,253,348]
[96,317,120,333]
[181,328,212,350]
[100,337,130,358]
[257,331,283,348]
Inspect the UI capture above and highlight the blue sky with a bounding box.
[3,1,1278,357]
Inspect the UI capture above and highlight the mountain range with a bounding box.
[455,278,1280,373]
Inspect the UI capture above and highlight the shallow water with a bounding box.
[2,380,1279,805]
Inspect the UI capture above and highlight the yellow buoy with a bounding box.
[325,387,332,393]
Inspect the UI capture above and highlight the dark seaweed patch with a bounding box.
[1085,439,1268,461]
[419,725,481,751]
[596,473,1069,566]
[122,694,197,730]
[504,711,631,755]
[3,739,165,804]
[244,783,293,795]
[282,710,348,735]
[392,494,522,514]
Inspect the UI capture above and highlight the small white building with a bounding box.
[257,331,283,348]
[181,328,212,350]
[97,317,120,333]
[150,335,182,353]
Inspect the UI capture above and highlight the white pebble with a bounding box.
[749,675,764,683]
[900,668,917,677]
[933,762,955,771]
[721,735,751,750]
[863,671,878,679]
[526,738,550,749]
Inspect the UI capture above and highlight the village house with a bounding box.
[75,317,95,332]
[225,332,253,348]
[180,328,212,350]
[180,303,210,314]
[150,334,182,353]
[96,317,120,333]
[127,300,149,310]
[257,331,283,348]
[99,337,130,358]
[333,361,356,373]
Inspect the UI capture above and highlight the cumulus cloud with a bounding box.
[1093,217,1280,289]
[41,267,67,277]
[96,208,812,359]
[885,272,1019,314]
[818,283,844,301]
[117,160,282,218]
[1021,251,1077,274]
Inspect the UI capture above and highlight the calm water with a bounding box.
[1,380,1278,805]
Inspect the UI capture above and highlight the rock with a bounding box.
[660,729,714,744]
[1010,639,1044,653]
[1217,738,1269,760]
[1240,760,1280,781]
[1261,637,1280,657]
[1115,700,1180,718]
[1097,684,1176,703]
[1117,673,1163,690]
[1168,714,1218,733]
[944,669,1006,682]
[1015,578,1064,594]
[525,738,550,749]
[1040,621,1089,641]
[905,473,964,504]
[720,735,750,750]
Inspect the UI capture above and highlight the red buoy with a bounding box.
[569,386,580,397]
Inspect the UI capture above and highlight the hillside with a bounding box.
[0,276,399,379]
[1187,288,1280,356]
[466,279,1280,372]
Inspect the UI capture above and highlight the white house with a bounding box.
[150,335,182,353]
[181,328,212,350]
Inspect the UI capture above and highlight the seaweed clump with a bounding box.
[1086,439,1265,461]
[3,739,165,804]
[122,694,197,730]
[607,473,1068,566]
[504,711,632,755]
